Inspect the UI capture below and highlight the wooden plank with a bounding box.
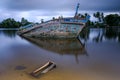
[30,61,56,77]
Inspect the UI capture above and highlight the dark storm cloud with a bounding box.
[2,0,120,11]
[0,0,120,22]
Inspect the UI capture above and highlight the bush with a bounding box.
[104,14,120,26]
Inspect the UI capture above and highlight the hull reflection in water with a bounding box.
[22,37,87,56]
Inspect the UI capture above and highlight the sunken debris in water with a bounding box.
[30,61,56,78]
[15,65,27,70]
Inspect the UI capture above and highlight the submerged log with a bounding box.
[30,61,56,77]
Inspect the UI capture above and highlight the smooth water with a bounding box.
[0,28,120,80]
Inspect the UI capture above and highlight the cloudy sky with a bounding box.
[0,0,120,22]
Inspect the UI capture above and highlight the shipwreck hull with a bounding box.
[17,3,90,39]
[21,23,85,38]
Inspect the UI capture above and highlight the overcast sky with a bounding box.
[0,0,120,22]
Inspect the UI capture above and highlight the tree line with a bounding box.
[0,18,32,28]
[87,12,120,28]
[0,12,120,28]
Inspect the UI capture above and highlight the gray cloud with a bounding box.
[2,0,120,11]
[0,0,120,22]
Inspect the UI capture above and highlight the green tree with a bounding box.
[21,17,31,26]
[94,12,100,22]
[93,12,104,22]
[41,19,44,23]
[85,13,88,17]
[0,18,21,28]
[0,18,32,28]
[101,12,104,22]
[104,14,120,26]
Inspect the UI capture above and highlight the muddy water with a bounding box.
[0,28,120,80]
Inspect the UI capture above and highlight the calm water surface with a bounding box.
[0,28,120,80]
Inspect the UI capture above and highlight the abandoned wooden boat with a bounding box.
[17,3,90,38]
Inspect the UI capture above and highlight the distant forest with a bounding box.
[87,12,120,28]
[0,12,120,28]
[0,17,32,28]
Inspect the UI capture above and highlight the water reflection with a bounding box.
[0,28,120,80]
[79,27,90,41]
[80,27,120,42]
[22,37,87,63]
[105,28,120,40]
[0,30,16,38]
[25,38,86,54]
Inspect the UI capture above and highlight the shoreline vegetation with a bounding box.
[0,17,32,28]
[86,12,120,28]
[0,12,120,28]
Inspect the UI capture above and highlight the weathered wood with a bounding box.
[33,62,51,74]
[30,61,56,77]
[41,63,56,73]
